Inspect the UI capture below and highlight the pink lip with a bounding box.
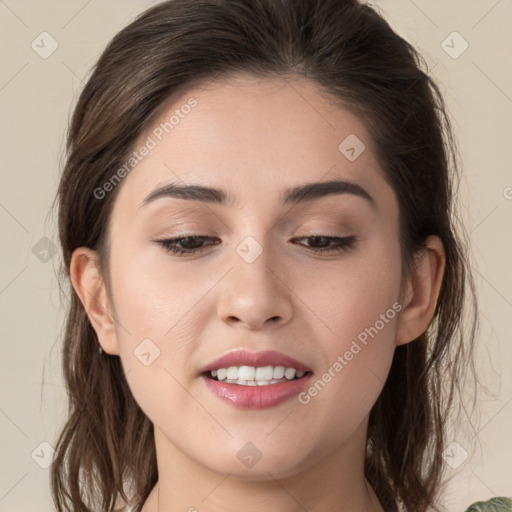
[200,373,313,409]
[199,349,313,409]
[200,349,312,373]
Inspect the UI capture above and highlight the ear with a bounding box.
[69,247,120,355]
[396,235,446,346]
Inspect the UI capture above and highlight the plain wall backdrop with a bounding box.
[1,0,511,510]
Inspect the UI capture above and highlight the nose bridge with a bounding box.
[216,233,293,328]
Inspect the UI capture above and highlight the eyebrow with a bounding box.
[140,178,376,209]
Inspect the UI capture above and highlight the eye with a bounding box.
[156,235,356,257]
[157,236,218,256]
[292,235,356,253]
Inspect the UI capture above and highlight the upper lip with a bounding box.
[200,349,312,374]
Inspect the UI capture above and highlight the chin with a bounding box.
[200,449,310,480]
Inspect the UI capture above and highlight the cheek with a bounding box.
[296,238,402,414]
[305,290,399,403]
[305,235,402,341]
[107,242,218,410]
[108,240,209,341]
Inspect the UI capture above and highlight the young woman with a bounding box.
[50,0,508,510]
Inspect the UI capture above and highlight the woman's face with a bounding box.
[102,74,404,478]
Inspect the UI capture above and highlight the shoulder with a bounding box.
[465,497,512,512]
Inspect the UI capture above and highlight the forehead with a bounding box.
[110,73,395,219]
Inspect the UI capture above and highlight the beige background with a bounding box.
[0,0,511,510]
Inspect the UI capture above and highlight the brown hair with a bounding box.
[50,0,478,511]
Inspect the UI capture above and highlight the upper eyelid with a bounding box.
[156,235,357,256]
[155,234,357,249]
[145,203,367,225]
[151,216,359,234]
[154,231,354,241]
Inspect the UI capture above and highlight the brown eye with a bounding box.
[293,236,356,253]
[158,236,218,256]
[156,235,356,257]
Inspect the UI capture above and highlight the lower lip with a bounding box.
[200,373,313,409]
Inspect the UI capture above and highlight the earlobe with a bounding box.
[396,235,446,346]
[69,247,120,355]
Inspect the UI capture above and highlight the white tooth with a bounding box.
[227,366,239,379]
[255,366,274,380]
[212,366,304,383]
[221,376,297,386]
[284,368,296,380]
[273,365,285,379]
[238,365,255,381]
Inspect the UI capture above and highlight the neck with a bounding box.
[142,419,384,512]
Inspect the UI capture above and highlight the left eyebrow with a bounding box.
[140,178,376,210]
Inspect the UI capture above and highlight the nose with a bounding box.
[216,240,294,331]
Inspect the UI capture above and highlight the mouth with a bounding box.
[202,365,313,386]
[200,367,314,409]
[199,349,314,408]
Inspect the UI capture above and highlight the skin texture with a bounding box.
[70,74,445,512]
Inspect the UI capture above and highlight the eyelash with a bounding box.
[156,235,356,257]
